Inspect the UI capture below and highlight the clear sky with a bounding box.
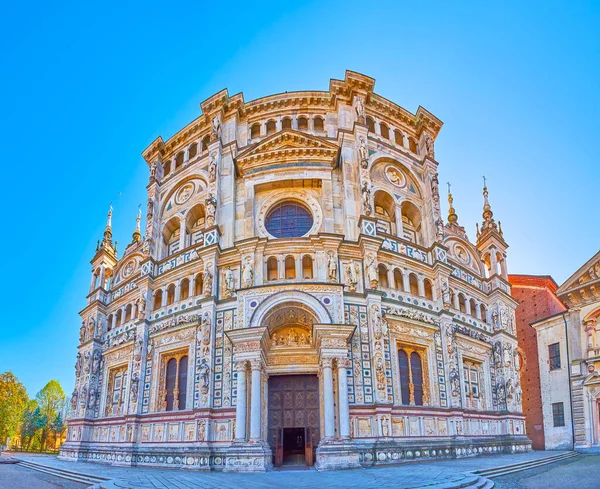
[0,1,598,398]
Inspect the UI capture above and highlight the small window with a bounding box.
[265,202,313,238]
[314,117,324,132]
[188,143,198,159]
[282,117,292,130]
[266,120,276,135]
[380,122,390,139]
[250,123,261,139]
[202,135,211,152]
[549,343,561,370]
[552,402,565,427]
[366,117,375,133]
[298,117,308,131]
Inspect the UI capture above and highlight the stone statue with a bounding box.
[441,281,452,309]
[241,256,254,288]
[146,339,154,360]
[79,321,86,343]
[503,343,512,367]
[199,360,210,394]
[223,266,235,297]
[211,115,222,140]
[355,97,365,123]
[365,253,378,289]
[134,336,143,362]
[514,349,521,371]
[425,133,434,158]
[88,386,97,409]
[205,194,217,226]
[150,161,157,180]
[361,181,372,216]
[198,420,206,441]
[209,153,217,181]
[130,372,139,402]
[435,218,445,242]
[70,389,78,411]
[203,263,213,297]
[359,137,369,168]
[327,251,337,282]
[92,350,101,375]
[492,309,499,331]
[345,261,358,291]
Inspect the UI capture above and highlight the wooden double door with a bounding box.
[267,374,320,466]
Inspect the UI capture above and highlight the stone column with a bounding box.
[337,358,351,438]
[188,276,195,298]
[174,279,181,303]
[585,319,597,357]
[418,276,425,297]
[465,297,472,316]
[234,361,248,441]
[402,270,410,293]
[161,287,168,307]
[321,358,335,438]
[179,217,187,251]
[249,359,263,441]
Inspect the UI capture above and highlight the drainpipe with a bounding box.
[562,312,576,450]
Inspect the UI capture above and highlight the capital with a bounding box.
[337,357,351,370]
[234,360,248,373]
[249,359,263,371]
[320,358,334,370]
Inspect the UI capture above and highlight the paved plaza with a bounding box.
[0,451,588,489]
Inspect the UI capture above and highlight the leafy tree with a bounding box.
[20,401,46,451]
[35,380,66,451]
[0,371,29,447]
[50,413,66,450]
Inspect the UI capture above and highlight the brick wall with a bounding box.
[509,275,566,450]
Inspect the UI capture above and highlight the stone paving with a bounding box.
[0,463,86,489]
[9,451,573,489]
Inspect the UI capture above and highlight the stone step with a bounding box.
[473,451,579,478]
[16,459,110,486]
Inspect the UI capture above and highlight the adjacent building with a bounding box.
[59,71,530,471]
[509,275,566,449]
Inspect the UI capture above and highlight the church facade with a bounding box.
[59,71,530,471]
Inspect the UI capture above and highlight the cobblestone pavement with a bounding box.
[0,463,86,489]
[493,455,599,489]
[9,451,574,489]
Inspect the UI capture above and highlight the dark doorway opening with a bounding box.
[283,427,305,465]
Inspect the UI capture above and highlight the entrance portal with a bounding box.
[268,375,320,466]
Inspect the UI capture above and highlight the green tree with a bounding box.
[0,371,29,447]
[20,401,46,451]
[35,380,66,452]
[50,413,66,450]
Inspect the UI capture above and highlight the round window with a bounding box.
[265,202,313,238]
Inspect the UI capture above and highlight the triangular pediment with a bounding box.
[236,129,339,176]
[557,249,600,305]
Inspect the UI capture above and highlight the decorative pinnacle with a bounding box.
[481,176,496,230]
[132,205,142,243]
[104,203,113,240]
[447,182,458,224]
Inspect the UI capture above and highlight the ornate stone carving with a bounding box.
[271,327,312,347]
[365,253,378,290]
[327,251,338,282]
[205,194,217,227]
[361,181,372,216]
[385,306,437,325]
[199,359,210,394]
[209,153,217,181]
[203,263,213,297]
[358,137,369,169]
[355,96,365,124]
[345,261,359,292]
[211,115,222,141]
[223,266,235,298]
[241,256,254,288]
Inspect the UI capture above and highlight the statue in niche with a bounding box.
[79,321,86,343]
[136,292,147,321]
[365,253,378,289]
[150,161,157,180]
[441,281,452,309]
[134,336,143,362]
[355,97,365,123]
[88,319,95,339]
[223,267,235,297]
[70,389,78,411]
[345,261,358,292]
[202,263,213,297]
[83,351,91,374]
[435,218,445,243]
[327,251,337,282]
[205,194,217,226]
[146,339,154,361]
[503,343,512,367]
[88,386,97,409]
[514,350,521,371]
[130,372,139,402]
[199,360,210,394]
[492,309,499,332]
[211,115,222,141]
[92,350,101,375]
[361,181,372,215]
[209,153,217,181]
[359,137,369,169]
[198,421,206,442]
[241,256,254,288]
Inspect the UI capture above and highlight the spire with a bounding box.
[480,176,498,232]
[99,203,117,255]
[447,182,458,224]
[132,205,142,244]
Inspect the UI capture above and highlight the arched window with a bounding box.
[285,256,296,279]
[115,309,122,327]
[153,290,163,311]
[281,117,292,130]
[394,130,404,146]
[410,352,424,406]
[480,304,488,323]
[313,117,324,132]
[188,143,198,159]
[378,264,389,289]
[265,202,313,238]
[483,253,492,278]
[297,117,308,131]
[267,257,278,281]
[458,293,467,314]
[186,204,206,247]
[124,304,132,323]
[194,273,203,296]
[266,120,276,135]
[167,284,176,306]
[250,123,261,139]
[409,137,418,154]
[201,135,211,153]
[175,152,184,170]
[107,314,113,331]
[470,298,477,316]
[409,273,419,296]
[163,160,171,177]
[424,279,434,301]
[180,278,190,301]
[163,217,181,257]
[401,202,422,245]
[104,268,113,290]
[302,255,313,279]
[374,190,396,235]
[164,354,188,412]
[380,122,390,139]
[394,269,403,290]
[366,116,375,133]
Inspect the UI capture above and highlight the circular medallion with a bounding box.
[175,183,194,205]
[385,166,406,188]
[454,244,470,264]
[123,260,136,278]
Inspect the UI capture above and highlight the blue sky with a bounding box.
[0,1,598,397]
